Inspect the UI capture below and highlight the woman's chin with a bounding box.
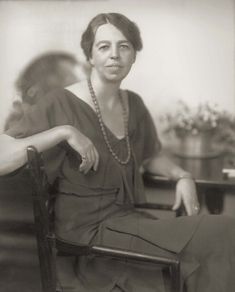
[103,72,128,83]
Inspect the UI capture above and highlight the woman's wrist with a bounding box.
[176,172,194,182]
[61,125,76,140]
[23,125,73,153]
[170,167,193,182]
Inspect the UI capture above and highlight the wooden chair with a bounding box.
[27,145,181,292]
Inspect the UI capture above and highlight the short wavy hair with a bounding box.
[81,13,143,61]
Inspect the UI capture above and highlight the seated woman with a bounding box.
[1,13,235,292]
[4,52,89,131]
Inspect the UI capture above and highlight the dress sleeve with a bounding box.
[5,90,69,183]
[139,108,162,162]
[130,91,162,164]
[5,91,61,138]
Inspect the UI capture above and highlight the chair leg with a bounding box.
[170,262,181,292]
[37,243,56,292]
[39,254,56,292]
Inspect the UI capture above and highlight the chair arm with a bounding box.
[90,244,180,292]
[134,202,173,211]
[143,172,176,187]
[90,245,179,267]
[135,202,184,217]
[55,237,180,291]
[55,237,179,267]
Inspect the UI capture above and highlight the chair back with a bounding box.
[27,146,56,292]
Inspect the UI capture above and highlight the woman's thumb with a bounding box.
[172,192,181,210]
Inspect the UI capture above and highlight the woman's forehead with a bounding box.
[94,23,128,43]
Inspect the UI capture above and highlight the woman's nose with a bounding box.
[110,46,120,59]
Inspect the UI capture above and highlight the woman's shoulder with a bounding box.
[64,80,89,103]
[35,81,86,109]
[36,87,68,108]
[125,89,148,116]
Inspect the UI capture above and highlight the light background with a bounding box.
[0,0,234,133]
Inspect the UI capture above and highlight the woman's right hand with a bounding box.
[65,126,99,174]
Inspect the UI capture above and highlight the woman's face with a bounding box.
[90,23,136,82]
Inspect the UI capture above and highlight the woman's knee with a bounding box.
[186,215,235,257]
[202,215,235,236]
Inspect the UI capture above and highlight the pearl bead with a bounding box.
[88,79,131,165]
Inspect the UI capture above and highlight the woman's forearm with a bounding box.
[0,125,71,175]
[143,153,190,180]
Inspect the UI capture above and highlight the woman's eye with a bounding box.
[99,45,109,50]
[120,44,130,49]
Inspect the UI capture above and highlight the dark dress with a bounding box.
[6,88,235,292]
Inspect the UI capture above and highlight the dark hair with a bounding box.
[16,52,77,104]
[81,13,143,61]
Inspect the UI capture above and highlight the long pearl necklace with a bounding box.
[88,78,131,165]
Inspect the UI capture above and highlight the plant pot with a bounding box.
[175,132,220,158]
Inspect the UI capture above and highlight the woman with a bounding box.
[1,13,235,292]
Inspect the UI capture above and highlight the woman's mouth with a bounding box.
[106,64,122,68]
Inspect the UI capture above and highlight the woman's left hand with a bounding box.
[172,178,200,216]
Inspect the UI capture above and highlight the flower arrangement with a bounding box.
[161,100,234,138]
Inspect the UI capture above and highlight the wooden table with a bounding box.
[143,152,235,214]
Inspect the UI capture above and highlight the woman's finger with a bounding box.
[189,192,200,215]
[79,153,87,171]
[184,197,193,216]
[79,145,99,173]
[84,150,93,174]
[93,147,99,171]
[176,179,199,216]
[191,198,200,215]
[184,193,199,216]
[172,190,182,211]
[79,150,92,173]
[89,148,96,171]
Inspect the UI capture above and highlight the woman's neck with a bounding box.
[89,72,121,109]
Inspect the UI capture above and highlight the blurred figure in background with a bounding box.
[4,52,89,130]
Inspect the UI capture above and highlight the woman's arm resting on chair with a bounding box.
[143,154,190,180]
[0,125,99,175]
[0,126,69,175]
[143,153,200,216]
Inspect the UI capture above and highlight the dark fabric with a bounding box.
[181,215,235,292]
[6,88,235,292]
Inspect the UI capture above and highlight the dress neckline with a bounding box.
[63,88,131,141]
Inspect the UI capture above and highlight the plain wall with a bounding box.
[0,0,234,132]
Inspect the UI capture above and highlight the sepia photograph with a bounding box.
[0,0,235,291]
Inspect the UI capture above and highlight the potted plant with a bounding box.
[161,101,234,158]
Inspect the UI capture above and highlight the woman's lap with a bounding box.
[56,214,235,292]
